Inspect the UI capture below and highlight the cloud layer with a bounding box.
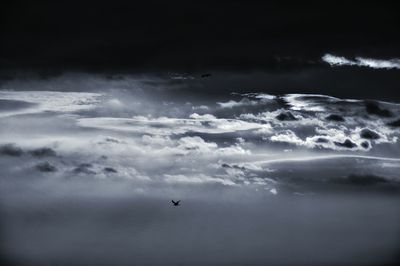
[0,76,399,196]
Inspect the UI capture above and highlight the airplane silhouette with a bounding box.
[171,200,181,206]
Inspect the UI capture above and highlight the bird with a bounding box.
[201,73,211,78]
[171,200,181,206]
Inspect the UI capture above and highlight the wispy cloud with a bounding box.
[77,114,273,135]
[322,53,400,69]
[0,90,102,117]
[217,98,257,109]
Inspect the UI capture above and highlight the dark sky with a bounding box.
[1,1,399,72]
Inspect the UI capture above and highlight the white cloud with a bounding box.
[178,136,218,152]
[0,91,102,117]
[141,134,173,146]
[322,54,357,66]
[192,105,209,110]
[269,188,278,195]
[322,53,400,69]
[356,57,400,69]
[283,94,330,111]
[177,136,250,156]
[164,174,236,186]
[239,93,276,100]
[169,73,195,80]
[77,115,272,135]
[189,113,217,120]
[217,98,257,108]
[270,130,304,146]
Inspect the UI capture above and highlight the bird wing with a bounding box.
[172,200,176,204]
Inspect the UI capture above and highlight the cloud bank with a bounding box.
[0,76,400,196]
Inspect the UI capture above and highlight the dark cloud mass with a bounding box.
[275,111,297,121]
[0,100,36,111]
[325,114,345,122]
[35,161,57,172]
[388,119,400,127]
[361,141,370,149]
[29,148,57,157]
[365,101,393,117]
[73,163,96,175]
[0,144,23,157]
[103,167,118,173]
[1,2,400,266]
[360,128,381,140]
[334,139,357,149]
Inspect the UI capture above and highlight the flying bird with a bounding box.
[171,200,181,206]
[201,73,212,78]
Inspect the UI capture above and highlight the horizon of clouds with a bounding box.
[0,75,400,195]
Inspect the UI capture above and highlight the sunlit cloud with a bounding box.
[322,53,400,69]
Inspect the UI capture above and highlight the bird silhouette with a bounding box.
[171,200,181,206]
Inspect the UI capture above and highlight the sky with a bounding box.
[1,2,399,71]
[1,2,400,100]
[1,2,400,266]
